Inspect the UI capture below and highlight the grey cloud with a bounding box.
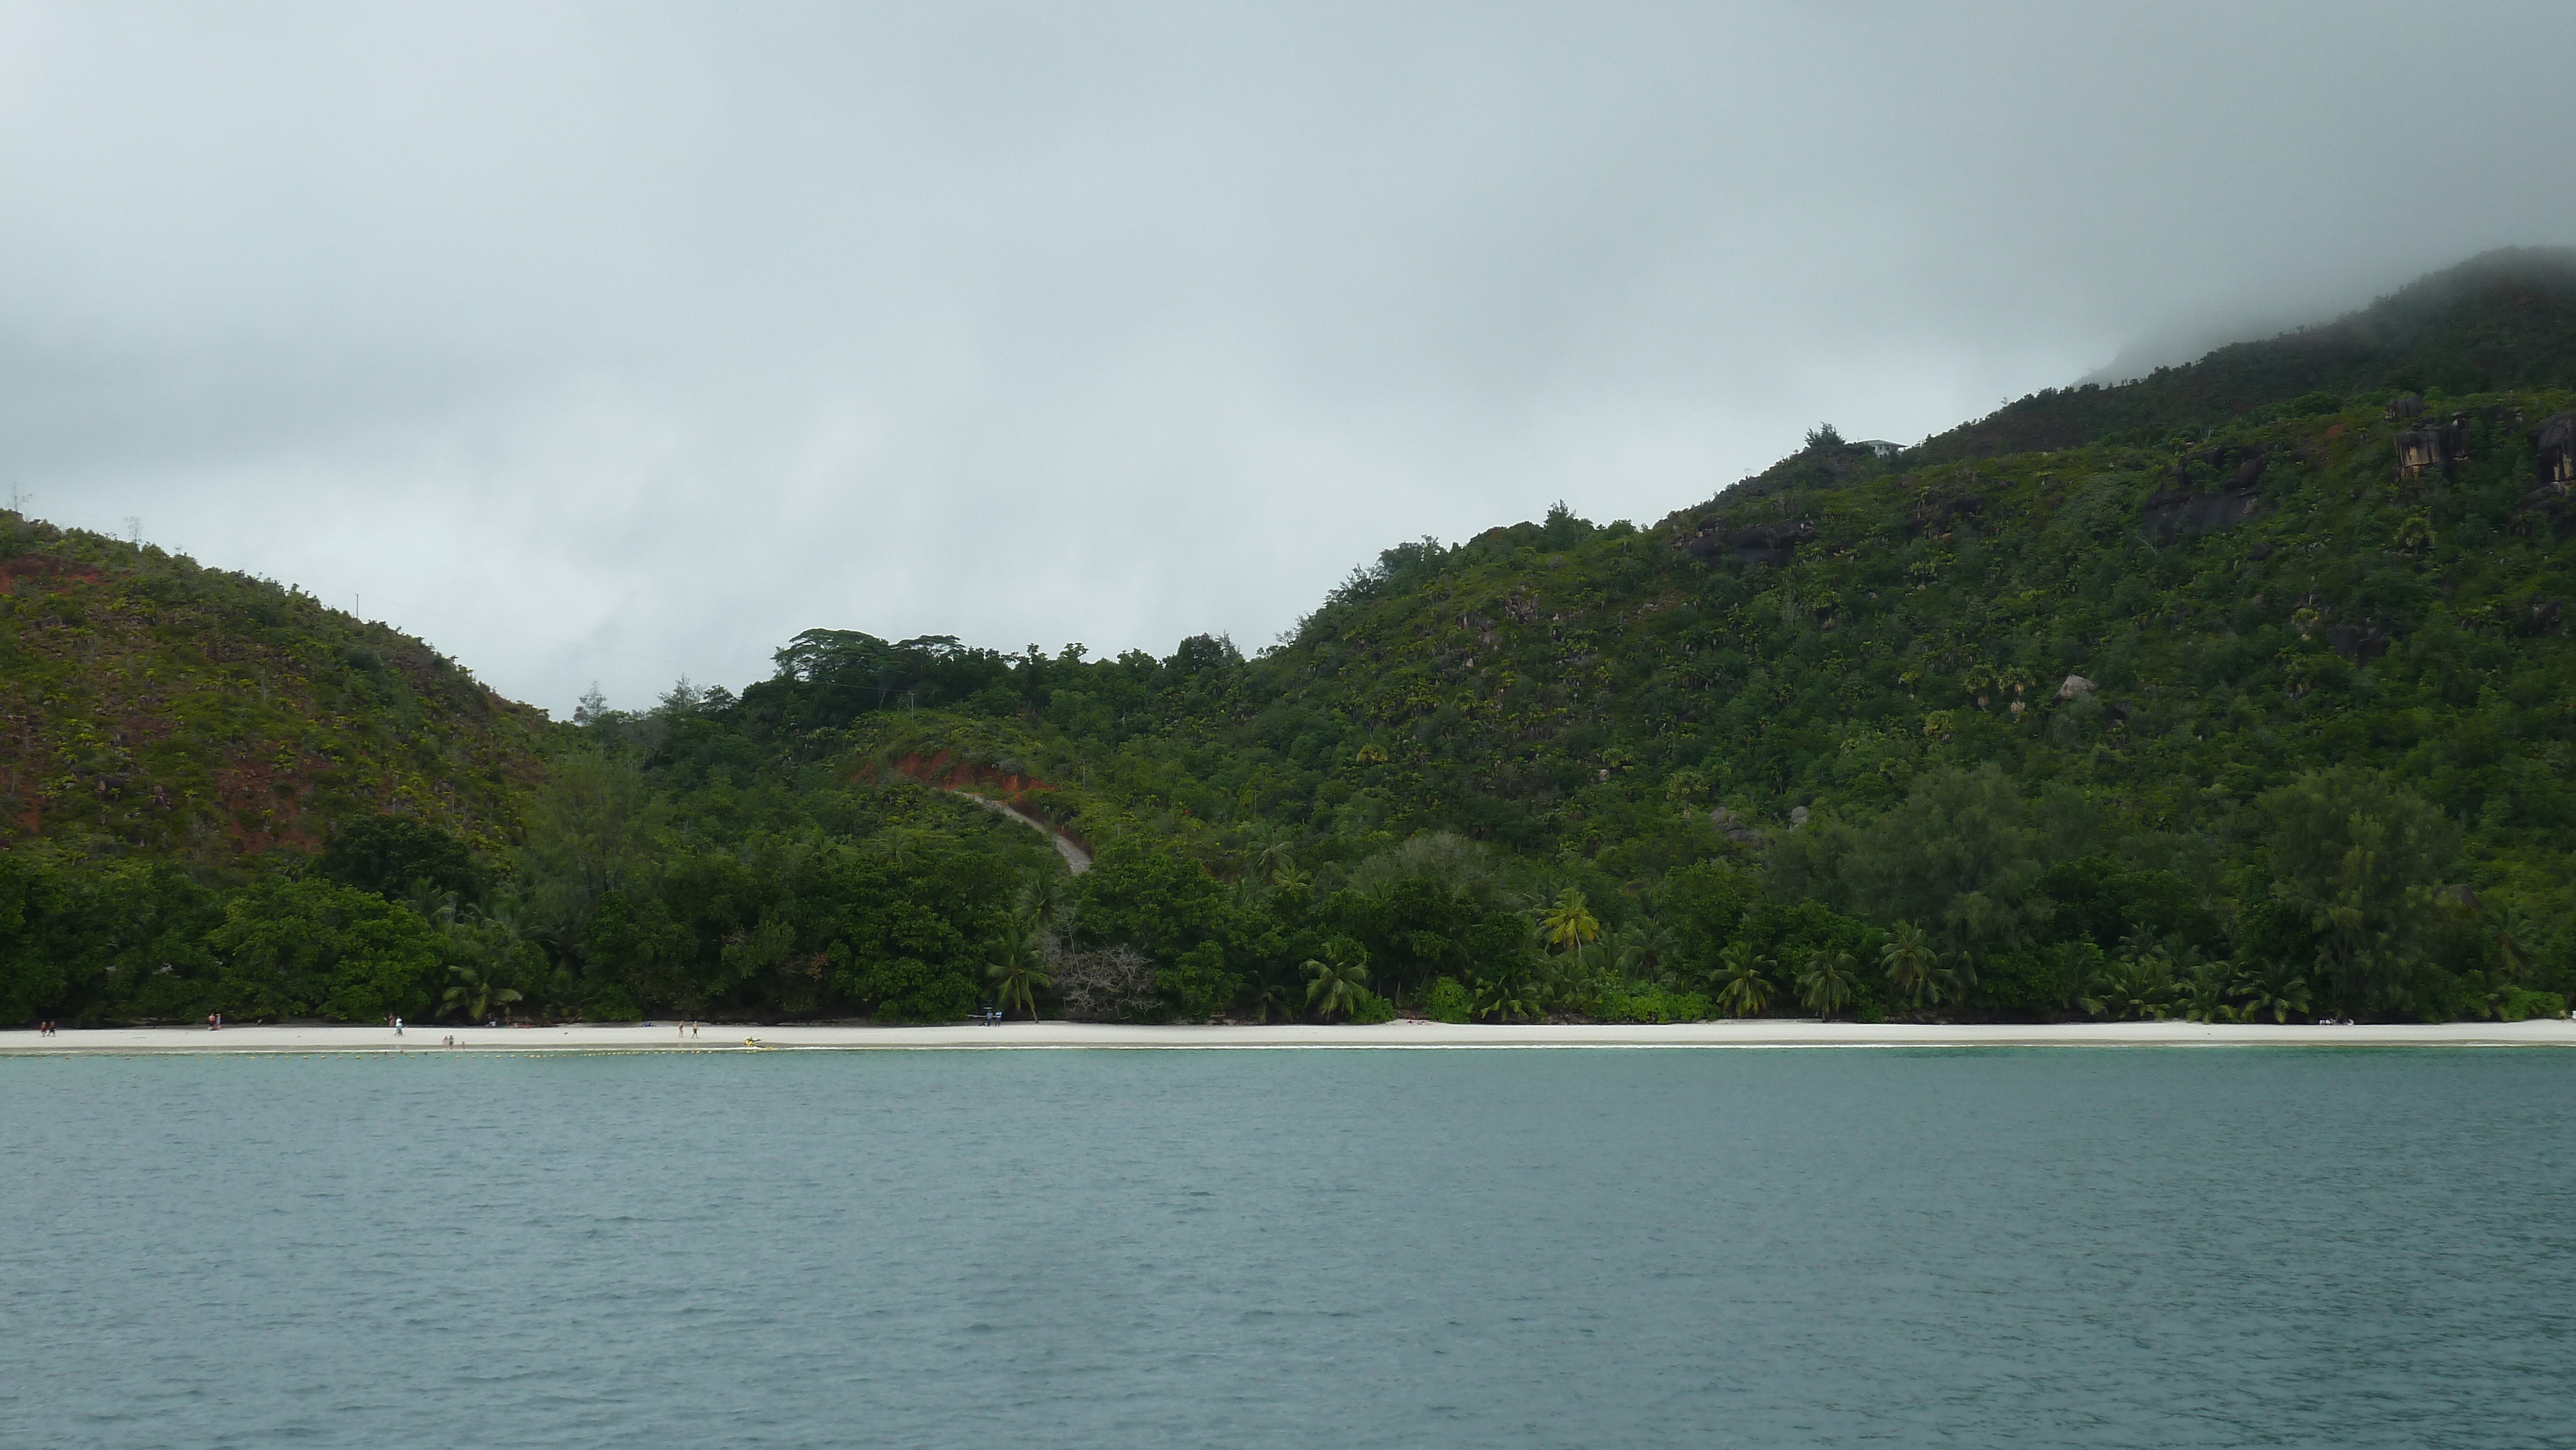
[6,1,2574,713]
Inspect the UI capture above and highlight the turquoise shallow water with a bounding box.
[4,1048,2573,1448]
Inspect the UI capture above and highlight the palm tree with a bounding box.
[2393,509,2436,552]
[2051,943,2110,1017]
[876,826,928,871]
[1472,970,1542,1022]
[1244,825,1298,883]
[986,923,1053,1019]
[1251,968,1304,1024]
[2233,959,2311,1024]
[1932,947,1980,1006]
[1879,921,1936,1010]
[2492,905,2536,984]
[1796,948,1857,1019]
[407,883,462,930]
[440,962,523,1022]
[2176,961,2240,1023]
[2455,968,2519,1021]
[1710,941,1775,1019]
[2089,956,2175,1021]
[1303,941,1371,1021]
[1012,868,1075,941]
[1613,916,1681,988]
[1537,889,1601,954]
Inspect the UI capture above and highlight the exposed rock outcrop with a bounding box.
[2143,445,2269,543]
[1674,516,1815,569]
[2538,411,2576,487]
[2326,620,2393,662]
[1708,805,1770,848]
[1906,493,1984,538]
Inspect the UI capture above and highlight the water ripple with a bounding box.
[3,1048,2571,1447]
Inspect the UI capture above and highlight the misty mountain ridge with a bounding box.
[1912,247,2576,464]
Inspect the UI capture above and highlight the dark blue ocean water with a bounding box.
[4,1048,2573,1448]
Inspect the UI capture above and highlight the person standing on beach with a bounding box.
[394,1016,403,1036]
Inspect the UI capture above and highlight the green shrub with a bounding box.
[1347,988,1396,1024]
[2498,988,2566,1023]
[1595,984,1711,1023]
[1423,976,1475,1023]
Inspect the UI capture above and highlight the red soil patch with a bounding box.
[0,557,102,595]
[211,759,327,854]
[884,751,1094,860]
[887,751,1057,804]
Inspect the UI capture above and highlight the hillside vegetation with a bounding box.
[0,514,547,865]
[1917,246,2576,462]
[8,250,2576,1028]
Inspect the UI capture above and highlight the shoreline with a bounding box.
[6,1018,2575,1054]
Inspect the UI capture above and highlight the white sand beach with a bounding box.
[6,1017,2574,1054]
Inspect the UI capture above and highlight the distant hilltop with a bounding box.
[1913,247,2576,464]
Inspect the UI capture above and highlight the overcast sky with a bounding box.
[6,2,2573,715]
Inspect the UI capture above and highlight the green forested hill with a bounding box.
[0,516,572,1023]
[0,514,549,865]
[10,252,2576,1029]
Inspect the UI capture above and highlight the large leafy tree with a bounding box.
[208,878,444,1022]
[1781,767,2052,968]
[519,751,668,929]
[320,815,484,903]
[2259,769,2463,1015]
